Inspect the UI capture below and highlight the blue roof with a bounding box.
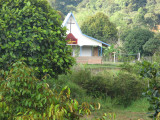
[62,12,110,46]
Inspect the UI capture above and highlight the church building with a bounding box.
[62,12,110,64]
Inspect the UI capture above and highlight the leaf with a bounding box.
[37,94,41,100]
[57,30,61,34]
[27,1,31,6]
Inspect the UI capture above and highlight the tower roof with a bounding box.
[66,33,77,44]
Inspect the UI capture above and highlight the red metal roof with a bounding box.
[66,33,77,44]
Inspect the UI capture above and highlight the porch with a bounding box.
[71,46,103,57]
[76,56,102,64]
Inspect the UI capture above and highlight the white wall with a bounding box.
[81,46,92,56]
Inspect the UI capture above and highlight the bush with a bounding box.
[70,69,92,88]
[47,66,147,107]
[69,69,114,99]
[67,82,87,102]
[139,61,160,118]
[120,62,142,75]
[0,61,95,119]
[84,74,113,98]
[0,61,55,119]
[112,71,147,107]
[0,0,74,78]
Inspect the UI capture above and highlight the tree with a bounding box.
[0,0,74,78]
[48,0,83,15]
[143,33,160,55]
[57,10,65,20]
[81,12,118,44]
[124,28,154,55]
[0,61,93,119]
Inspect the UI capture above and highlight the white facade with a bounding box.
[62,12,110,57]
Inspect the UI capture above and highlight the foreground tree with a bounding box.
[0,0,74,78]
[123,28,154,55]
[0,61,94,119]
[81,12,118,44]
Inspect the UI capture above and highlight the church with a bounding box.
[62,12,110,64]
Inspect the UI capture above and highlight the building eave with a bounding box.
[82,34,110,46]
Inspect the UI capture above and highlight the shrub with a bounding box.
[68,69,114,99]
[84,74,113,98]
[70,69,92,88]
[113,71,147,107]
[0,61,55,119]
[0,0,74,78]
[67,82,87,102]
[0,61,95,119]
[139,61,160,118]
[120,62,142,75]
[47,66,147,108]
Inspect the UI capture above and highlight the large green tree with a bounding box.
[81,12,118,44]
[143,33,160,55]
[123,28,154,55]
[0,0,74,78]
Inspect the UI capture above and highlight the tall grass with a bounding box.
[45,63,150,119]
[47,63,147,107]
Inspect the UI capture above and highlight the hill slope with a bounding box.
[49,0,160,31]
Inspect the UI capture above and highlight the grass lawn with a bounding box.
[84,62,123,69]
[78,62,123,75]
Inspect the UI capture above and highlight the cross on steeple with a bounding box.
[67,18,75,33]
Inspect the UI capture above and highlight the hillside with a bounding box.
[49,0,160,31]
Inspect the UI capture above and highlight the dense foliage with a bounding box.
[0,61,95,119]
[51,0,160,31]
[0,0,74,78]
[81,12,118,44]
[51,0,160,55]
[50,66,146,107]
[123,28,154,55]
[139,61,160,119]
[143,33,160,55]
[48,0,83,15]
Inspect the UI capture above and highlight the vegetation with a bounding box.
[0,60,155,120]
[50,0,160,57]
[81,12,118,44]
[51,0,160,31]
[48,0,83,15]
[122,28,154,55]
[1,0,160,119]
[139,61,160,119]
[0,0,74,78]
[143,33,160,55]
[48,64,147,107]
[0,61,97,119]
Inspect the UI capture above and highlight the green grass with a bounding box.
[124,98,150,112]
[75,63,122,75]
[57,63,151,120]
[81,98,151,120]
[84,63,122,69]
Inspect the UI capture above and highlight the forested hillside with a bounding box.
[49,0,160,31]
[48,0,160,55]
